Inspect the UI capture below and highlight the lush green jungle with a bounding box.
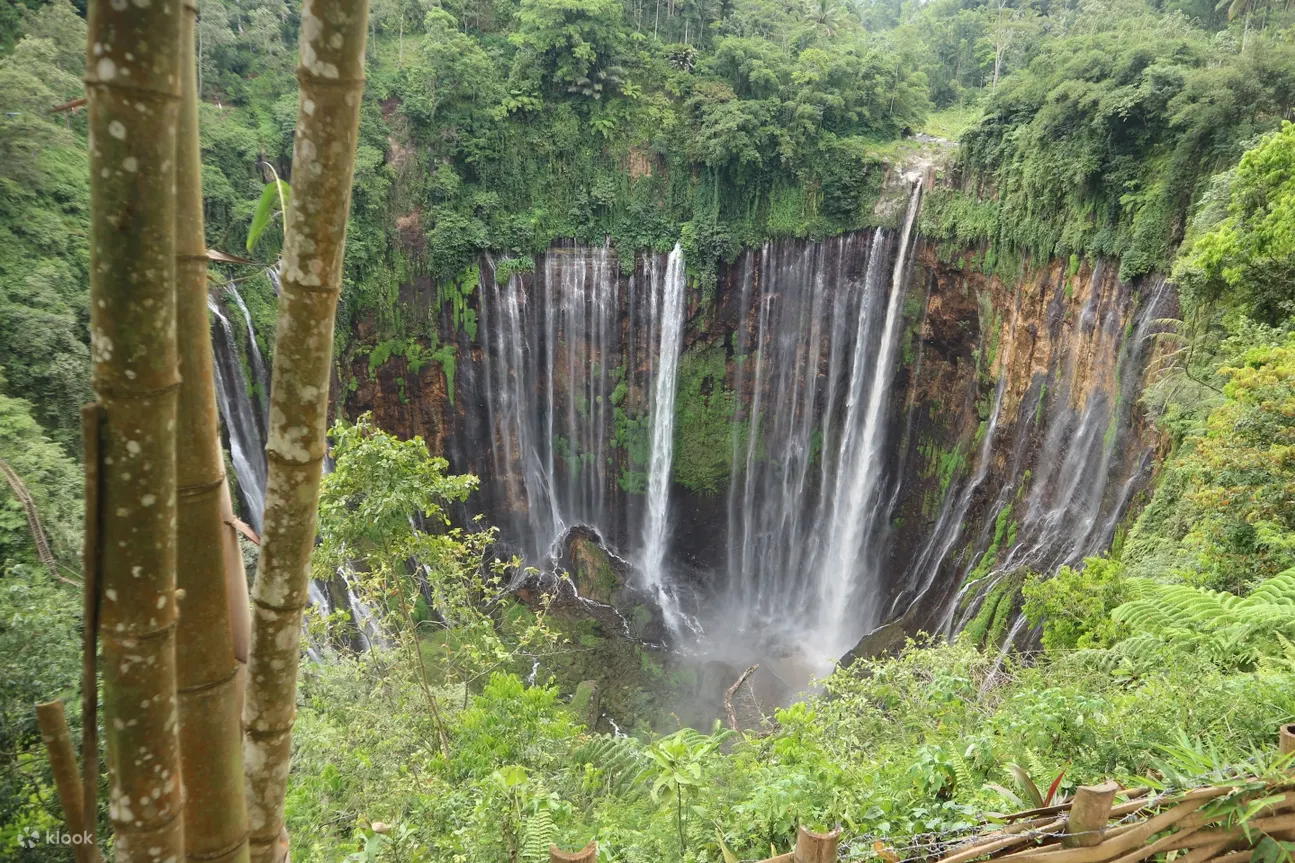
[3,0,1295,858]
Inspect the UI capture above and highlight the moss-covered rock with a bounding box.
[672,342,742,495]
[567,527,624,604]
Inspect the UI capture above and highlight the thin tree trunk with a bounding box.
[85,0,184,858]
[174,4,250,862]
[388,560,450,757]
[241,1,370,859]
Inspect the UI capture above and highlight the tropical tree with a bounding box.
[316,415,558,754]
[510,0,629,96]
[798,0,851,42]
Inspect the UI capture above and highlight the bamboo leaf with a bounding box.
[246,180,290,253]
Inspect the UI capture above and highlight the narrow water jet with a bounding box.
[224,282,269,421]
[641,243,687,633]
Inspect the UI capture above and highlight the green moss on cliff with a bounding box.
[962,569,1026,650]
[672,343,743,495]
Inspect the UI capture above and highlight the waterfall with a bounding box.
[641,243,687,633]
[224,282,269,422]
[898,269,1173,640]
[717,184,922,656]
[208,293,268,531]
[479,244,628,566]
[815,183,922,645]
[340,565,383,651]
[989,276,1172,578]
[435,204,1170,659]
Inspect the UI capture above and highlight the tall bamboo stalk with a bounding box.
[85,0,184,857]
[242,1,370,858]
[173,3,250,861]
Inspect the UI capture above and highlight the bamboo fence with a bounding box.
[548,724,1295,863]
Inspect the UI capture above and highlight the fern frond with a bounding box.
[1024,749,1048,785]
[951,748,975,792]
[1241,569,1295,608]
[1110,633,1169,665]
[520,808,556,863]
[1110,573,1295,669]
[571,734,651,800]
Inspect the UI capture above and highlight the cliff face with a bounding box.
[341,221,1174,655]
[882,250,1174,641]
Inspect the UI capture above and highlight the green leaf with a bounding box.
[716,829,740,863]
[1006,763,1045,808]
[247,180,291,254]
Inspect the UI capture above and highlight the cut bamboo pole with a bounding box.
[1280,724,1295,757]
[550,841,597,862]
[1163,814,1295,851]
[1064,782,1119,848]
[940,818,1069,863]
[795,825,842,863]
[35,701,91,863]
[1103,826,1200,863]
[1206,849,1254,863]
[174,4,249,862]
[1001,795,1217,863]
[1178,840,1236,863]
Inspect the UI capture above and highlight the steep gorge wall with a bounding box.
[339,224,1174,654]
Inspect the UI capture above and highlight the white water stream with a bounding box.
[641,243,688,635]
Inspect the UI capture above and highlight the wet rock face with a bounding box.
[878,250,1176,646]
[340,234,1174,653]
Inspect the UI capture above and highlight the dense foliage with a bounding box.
[280,638,1295,862]
[1175,122,1295,325]
[921,1,1295,281]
